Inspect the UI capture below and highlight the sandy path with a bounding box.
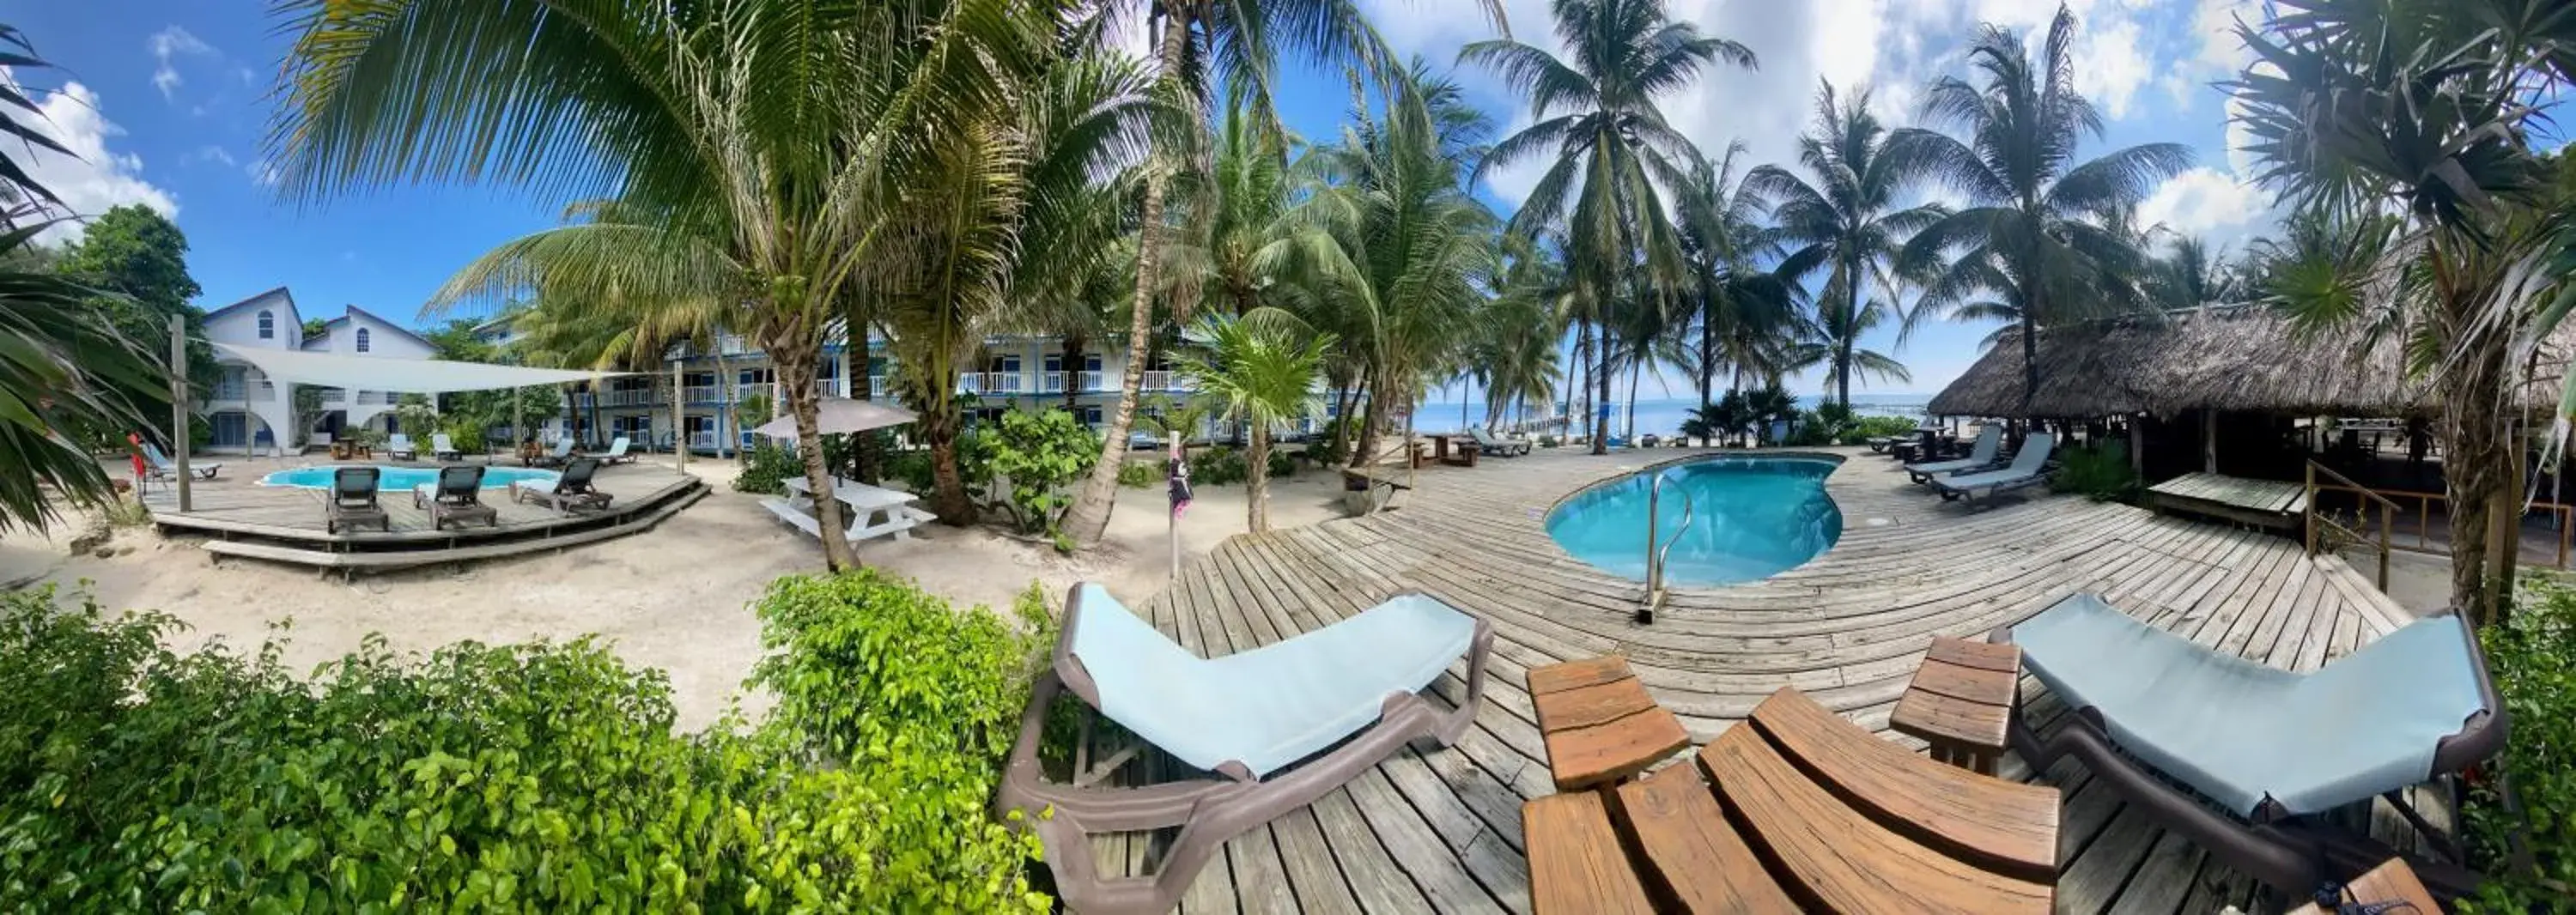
[9,455,1346,730]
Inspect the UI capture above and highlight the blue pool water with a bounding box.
[1546,456,1844,586]
[260,464,559,491]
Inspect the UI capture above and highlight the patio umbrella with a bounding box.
[751,397,918,439]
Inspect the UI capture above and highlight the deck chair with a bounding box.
[598,436,636,464]
[140,442,221,480]
[510,457,611,512]
[1932,433,2056,504]
[413,465,498,530]
[386,433,417,461]
[2001,593,2505,900]
[526,438,574,467]
[431,433,463,461]
[1905,425,2004,483]
[993,583,1493,915]
[324,466,390,534]
[1469,427,1529,456]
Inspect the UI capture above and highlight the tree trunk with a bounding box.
[2019,314,2039,414]
[1625,358,1640,441]
[715,348,736,459]
[1593,326,1613,453]
[1353,367,1382,469]
[1061,330,1085,414]
[2441,338,2512,626]
[846,297,881,484]
[769,336,858,571]
[1838,343,1852,409]
[1698,304,1716,445]
[1063,15,1190,547]
[1561,324,1583,440]
[1247,423,1271,533]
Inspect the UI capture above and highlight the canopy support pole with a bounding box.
[513,391,524,460]
[169,316,192,512]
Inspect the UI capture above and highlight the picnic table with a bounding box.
[1426,434,1479,468]
[781,476,936,542]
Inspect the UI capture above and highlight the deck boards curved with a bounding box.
[1106,446,2404,914]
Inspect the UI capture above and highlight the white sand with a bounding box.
[6,455,1346,730]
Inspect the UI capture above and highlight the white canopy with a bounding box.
[213,342,627,393]
[753,397,917,439]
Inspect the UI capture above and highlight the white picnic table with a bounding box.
[769,476,937,544]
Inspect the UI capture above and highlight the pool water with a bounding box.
[259,464,560,491]
[1546,456,1844,586]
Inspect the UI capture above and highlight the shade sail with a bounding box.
[752,397,916,438]
[213,342,627,393]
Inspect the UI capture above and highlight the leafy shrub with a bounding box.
[2050,444,2138,502]
[1188,446,1249,486]
[0,579,1056,912]
[2460,577,2576,912]
[889,448,934,494]
[1303,429,1349,467]
[1836,415,1917,445]
[987,409,1103,535]
[440,419,488,455]
[1783,410,1840,446]
[1538,434,1558,448]
[1267,448,1295,479]
[1116,460,1158,488]
[732,439,802,494]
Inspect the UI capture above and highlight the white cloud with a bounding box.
[147,26,216,101]
[5,77,179,243]
[2075,16,2150,118]
[247,157,283,186]
[187,145,236,167]
[2138,166,2269,251]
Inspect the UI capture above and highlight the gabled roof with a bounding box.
[296,306,439,352]
[202,286,296,323]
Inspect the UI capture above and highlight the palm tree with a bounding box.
[1466,0,1755,454]
[1059,0,1510,546]
[1172,312,1329,531]
[1671,141,1798,439]
[1893,5,2193,413]
[1783,294,1911,398]
[1747,82,1939,409]
[2154,235,2246,308]
[1476,239,1568,430]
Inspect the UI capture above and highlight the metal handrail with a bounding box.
[1642,471,1693,624]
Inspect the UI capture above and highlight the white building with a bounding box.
[197,288,442,454]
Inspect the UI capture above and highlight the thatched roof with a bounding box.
[1926,304,2567,420]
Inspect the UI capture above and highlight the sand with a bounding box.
[3,455,1346,730]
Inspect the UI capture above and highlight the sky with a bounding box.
[12,0,2273,401]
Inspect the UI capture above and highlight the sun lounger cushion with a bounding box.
[1905,426,2002,476]
[2017,593,2488,817]
[1937,434,2055,491]
[1070,583,1477,778]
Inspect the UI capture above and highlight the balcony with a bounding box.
[319,388,347,405]
[985,371,1024,394]
[1041,371,1104,394]
[604,389,656,408]
[1141,370,1174,391]
[736,383,767,403]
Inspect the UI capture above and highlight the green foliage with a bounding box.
[1267,448,1295,479]
[1538,433,1559,448]
[1115,460,1157,488]
[1683,391,1751,445]
[1188,446,1251,487]
[2050,444,2138,502]
[301,318,327,338]
[390,397,440,441]
[1303,427,1350,467]
[1782,406,1917,447]
[2460,577,2576,912]
[732,440,800,494]
[0,578,1054,913]
[52,204,214,406]
[289,385,326,449]
[889,449,933,494]
[1783,411,1840,447]
[987,409,1103,535]
[1839,415,1917,445]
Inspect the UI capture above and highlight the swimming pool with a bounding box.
[259,464,560,491]
[1545,455,1844,586]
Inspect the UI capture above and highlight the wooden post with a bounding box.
[2303,461,2316,556]
[169,316,192,512]
[2129,414,2144,476]
[2202,409,2218,475]
[671,359,688,473]
[512,390,524,459]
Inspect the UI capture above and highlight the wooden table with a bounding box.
[1890,636,2022,775]
[1428,434,1479,468]
[2287,858,2437,915]
[1527,656,1689,791]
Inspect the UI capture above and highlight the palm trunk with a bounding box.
[1560,325,1582,439]
[1593,327,1613,453]
[1247,424,1271,533]
[1625,357,1640,441]
[1353,367,1382,468]
[1061,330,1086,414]
[1698,306,1716,445]
[1063,15,1189,546]
[769,336,857,571]
[1838,344,1853,409]
[846,298,881,484]
[715,348,735,459]
[2019,314,2039,415]
[2440,318,2514,626]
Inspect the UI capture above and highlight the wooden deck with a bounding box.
[143,458,706,571]
[2148,471,2310,530]
[1101,446,2427,914]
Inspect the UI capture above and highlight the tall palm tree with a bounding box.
[1478,239,1568,430]
[1060,0,1510,545]
[1893,5,2192,413]
[1466,0,1756,454]
[1172,311,1329,531]
[1782,293,1910,397]
[1671,141,1797,437]
[1747,82,1939,409]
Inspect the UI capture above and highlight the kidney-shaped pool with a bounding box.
[1546,455,1844,586]
[260,464,560,491]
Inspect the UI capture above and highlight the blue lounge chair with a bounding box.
[2003,593,2503,900]
[140,441,219,480]
[1931,433,2056,504]
[1904,425,2002,483]
[995,583,1492,915]
[599,436,636,464]
[386,433,417,461]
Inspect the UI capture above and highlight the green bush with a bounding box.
[987,409,1103,535]
[2049,444,2138,502]
[1538,434,1558,448]
[1302,429,1349,467]
[732,439,802,494]
[1116,460,1158,488]
[441,418,488,455]
[1835,415,1917,446]
[889,448,934,494]
[2461,577,2576,912]
[1267,448,1295,479]
[1188,446,1249,486]
[0,579,1055,912]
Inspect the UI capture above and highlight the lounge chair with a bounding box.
[325,466,390,534]
[993,583,1492,915]
[140,442,220,480]
[1469,427,1529,456]
[431,433,463,461]
[1932,433,2056,504]
[412,465,498,530]
[386,433,417,461]
[1905,425,2004,483]
[525,438,574,468]
[510,458,611,512]
[2002,593,2504,900]
[598,436,636,465]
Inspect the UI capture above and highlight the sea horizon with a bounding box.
[1414,393,1933,436]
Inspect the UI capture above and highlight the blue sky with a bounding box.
[14,0,2271,400]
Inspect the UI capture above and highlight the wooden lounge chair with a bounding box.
[993,583,1492,915]
[430,433,464,461]
[386,433,418,461]
[324,466,390,534]
[1526,686,2060,914]
[509,458,611,512]
[413,465,498,530]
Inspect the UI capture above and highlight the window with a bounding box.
[257,311,274,339]
[355,328,372,353]
[1080,405,1103,426]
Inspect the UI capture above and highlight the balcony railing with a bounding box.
[1141,370,1170,391]
[986,371,1024,394]
[736,383,767,402]
[604,389,656,407]
[319,388,347,404]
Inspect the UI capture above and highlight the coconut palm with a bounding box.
[1172,311,1329,531]
[1893,5,2192,412]
[1782,294,1911,397]
[1466,0,1755,454]
[1060,0,1510,546]
[1477,239,1569,430]
[1747,82,1939,409]
[1672,141,1799,438]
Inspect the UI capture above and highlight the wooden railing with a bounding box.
[2307,476,2575,570]
[2304,460,2398,590]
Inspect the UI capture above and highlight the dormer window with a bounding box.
[258,311,274,339]
[356,328,371,353]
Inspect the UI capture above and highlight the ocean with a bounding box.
[1411,393,1934,437]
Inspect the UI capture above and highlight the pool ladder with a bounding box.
[1641,470,1692,624]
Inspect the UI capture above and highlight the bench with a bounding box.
[1526,686,2059,914]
